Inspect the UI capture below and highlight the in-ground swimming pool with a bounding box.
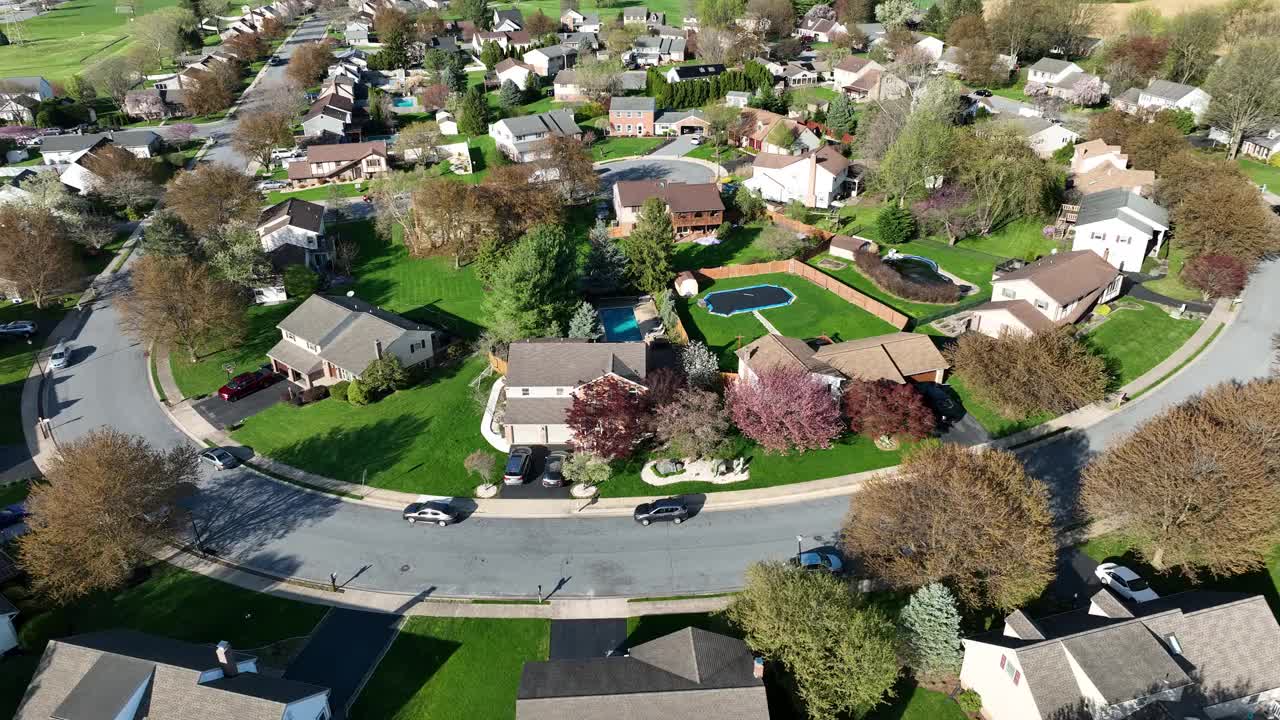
[701,284,796,317]
[392,97,415,108]
[599,306,643,342]
[884,254,956,287]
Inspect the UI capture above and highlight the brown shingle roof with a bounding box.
[813,332,949,383]
[304,140,387,163]
[835,55,871,73]
[969,299,1057,333]
[506,340,648,387]
[613,180,724,213]
[996,250,1119,306]
[736,334,839,376]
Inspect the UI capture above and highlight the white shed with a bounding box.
[674,271,699,297]
[436,110,459,136]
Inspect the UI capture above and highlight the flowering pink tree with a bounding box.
[913,186,976,245]
[565,376,650,460]
[166,123,198,144]
[1068,76,1105,107]
[843,379,936,447]
[727,368,844,454]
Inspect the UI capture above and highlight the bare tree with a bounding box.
[0,205,79,308]
[83,144,160,213]
[86,55,139,110]
[119,255,247,362]
[1204,38,1280,160]
[535,135,599,202]
[287,40,336,88]
[164,163,261,238]
[232,109,295,170]
[396,121,444,165]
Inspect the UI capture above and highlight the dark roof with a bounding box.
[267,243,309,272]
[494,109,581,139]
[304,140,387,163]
[611,96,655,112]
[613,180,724,213]
[258,198,325,234]
[995,250,1119,306]
[667,64,725,80]
[494,7,523,24]
[202,672,329,704]
[40,131,160,154]
[503,397,574,424]
[61,630,254,671]
[53,654,155,720]
[1076,187,1169,229]
[0,592,16,616]
[1143,78,1198,102]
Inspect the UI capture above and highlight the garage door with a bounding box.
[546,425,573,444]
[510,425,544,444]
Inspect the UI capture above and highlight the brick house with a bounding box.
[609,96,656,136]
[612,180,725,236]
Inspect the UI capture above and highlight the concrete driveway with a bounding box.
[285,608,403,719]
[595,158,716,195]
[651,134,702,157]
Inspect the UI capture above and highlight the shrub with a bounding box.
[330,380,350,401]
[946,327,1110,418]
[1182,254,1247,299]
[956,690,982,714]
[853,249,962,304]
[734,185,766,221]
[346,378,371,405]
[300,385,329,404]
[843,379,936,442]
[784,200,809,221]
[875,205,917,244]
[756,225,817,261]
[1155,108,1196,134]
[363,354,409,394]
[283,264,320,298]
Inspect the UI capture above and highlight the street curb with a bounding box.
[594,153,726,179]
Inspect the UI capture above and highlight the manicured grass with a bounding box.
[1085,300,1202,388]
[232,357,501,494]
[592,136,665,161]
[0,0,181,83]
[169,300,301,398]
[1143,242,1202,303]
[955,217,1060,261]
[0,480,29,506]
[985,67,1031,103]
[677,272,900,369]
[0,297,75,446]
[437,134,504,184]
[791,86,838,105]
[867,685,967,720]
[684,142,745,163]
[672,222,774,270]
[1238,157,1280,189]
[265,181,368,204]
[350,616,550,720]
[0,563,325,719]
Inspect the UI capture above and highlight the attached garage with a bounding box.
[507,423,573,445]
[504,396,576,445]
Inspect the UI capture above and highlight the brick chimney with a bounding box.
[215,641,239,677]
[374,339,383,359]
[804,151,818,208]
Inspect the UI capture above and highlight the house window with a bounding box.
[1005,660,1018,682]
[1034,299,1048,311]
[1090,231,1105,240]
[521,388,530,396]
[285,331,296,341]
[1001,288,1016,299]
[999,654,1007,669]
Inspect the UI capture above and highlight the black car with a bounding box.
[974,88,993,97]
[0,503,28,531]
[633,498,689,526]
[540,450,568,487]
[503,446,533,485]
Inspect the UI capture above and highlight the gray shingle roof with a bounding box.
[0,76,48,91]
[1144,78,1198,102]
[275,294,433,374]
[39,131,160,154]
[611,96,655,112]
[1029,57,1075,74]
[53,654,155,720]
[495,108,582,138]
[505,340,647,388]
[1001,115,1055,137]
[1076,187,1169,229]
[503,397,573,424]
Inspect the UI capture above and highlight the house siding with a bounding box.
[960,641,1045,720]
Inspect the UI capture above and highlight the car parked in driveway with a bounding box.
[633,497,689,526]
[503,446,533,484]
[199,447,240,470]
[540,450,568,488]
[402,500,459,526]
[1095,562,1159,603]
[790,549,844,574]
[257,180,289,191]
[0,321,37,338]
[218,367,280,401]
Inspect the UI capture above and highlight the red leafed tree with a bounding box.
[1182,254,1248,299]
[565,377,649,460]
[843,379,936,444]
[727,367,844,454]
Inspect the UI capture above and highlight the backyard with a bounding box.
[1237,156,1280,190]
[672,222,777,270]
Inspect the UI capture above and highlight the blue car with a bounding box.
[0,503,28,530]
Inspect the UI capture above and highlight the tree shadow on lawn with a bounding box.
[403,301,485,341]
[349,632,462,720]
[241,413,433,488]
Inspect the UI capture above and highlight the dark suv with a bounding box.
[218,367,280,401]
[633,498,690,526]
[503,446,534,484]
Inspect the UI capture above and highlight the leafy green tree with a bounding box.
[458,87,490,136]
[899,583,964,677]
[480,40,505,69]
[456,0,491,28]
[699,0,745,28]
[567,301,602,339]
[141,209,196,257]
[727,562,900,719]
[563,452,612,487]
[498,79,522,112]
[826,93,857,137]
[362,353,409,394]
[283,264,320,298]
[875,0,916,26]
[620,198,674,296]
[875,205,917,244]
[734,185,766,221]
[484,224,580,340]
[346,378,371,405]
[1203,38,1280,159]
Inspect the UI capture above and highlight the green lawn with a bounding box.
[1085,300,1202,389]
[350,617,549,720]
[867,684,967,720]
[266,181,368,204]
[0,479,29,505]
[1142,242,1201,302]
[1238,157,1280,189]
[985,67,1031,103]
[955,217,1060,261]
[437,134,505,184]
[0,298,75,445]
[169,300,301,398]
[0,563,325,719]
[672,222,774,270]
[0,0,181,83]
[684,142,745,163]
[592,136,665,161]
[791,86,839,106]
[677,272,900,369]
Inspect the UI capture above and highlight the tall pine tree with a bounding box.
[484,224,580,340]
[899,583,964,677]
[621,198,674,295]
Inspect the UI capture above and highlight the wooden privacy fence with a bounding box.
[487,352,508,375]
[765,211,837,241]
[695,258,910,330]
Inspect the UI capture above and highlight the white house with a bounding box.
[488,109,583,162]
[494,58,536,90]
[937,46,1016,78]
[257,198,329,271]
[1000,116,1080,159]
[0,593,16,657]
[960,589,1280,720]
[653,109,709,136]
[0,168,38,204]
[794,15,847,43]
[744,146,851,208]
[0,75,54,103]
[967,250,1122,337]
[725,90,751,108]
[523,45,576,77]
[436,109,459,135]
[1026,57,1108,102]
[502,340,648,445]
[909,33,944,62]
[1136,78,1211,122]
[632,36,687,65]
[1071,188,1169,272]
[831,56,905,102]
[39,131,162,164]
[267,294,440,387]
[345,20,371,44]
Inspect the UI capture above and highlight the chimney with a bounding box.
[753,657,765,679]
[215,641,239,677]
[374,339,383,359]
[805,151,818,208]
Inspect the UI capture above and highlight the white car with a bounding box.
[1095,563,1159,603]
[199,447,240,471]
[689,135,702,145]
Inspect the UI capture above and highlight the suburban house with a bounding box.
[966,250,1122,337]
[832,56,906,102]
[613,180,725,236]
[0,168,38,204]
[489,109,583,162]
[470,29,534,52]
[960,590,1280,720]
[1069,139,1156,197]
[523,45,576,76]
[1026,58,1108,101]
[725,90,751,107]
[998,116,1080,159]
[740,109,821,154]
[622,6,664,26]
[557,30,599,52]
[495,58,537,90]
[744,145,851,208]
[903,33,945,61]
[937,46,1016,79]
[516,627,768,720]
[560,8,600,31]
[1071,188,1169,272]
[287,141,389,186]
[632,36,687,65]
[13,630,331,720]
[300,94,353,138]
[123,88,187,120]
[268,294,439,387]
[502,340,648,445]
[39,131,162,164]
[664,63,725,83]
[795,15,848,42]
[654,109,709,135]
[776,61,824,88]
[0,94,37,124]
[609,96,656,136]
[58,141,139,195]
[1131,78,1211,122]
[737,332,949,393]
[345,19,371,44]
[257,198,329,271]
[553,69,585,101]
[968,93,1042,118]
[0,75,53,105]
[492,7,524,31]
[0,593,16,656]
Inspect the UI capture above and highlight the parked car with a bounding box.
[689,135,701,145]
[48,340,69,369]
[218,367,280,401]
[540,450,568,488]
[0,503,28,531]
[503,446,533,484]
[790,549,844,574]
[257,180,289,191]
[0,321,37,338]
[38,127,62,136]
[402,500,459,526]
[974,88,993,97]
[269,55,286,66]
[633,497,689,526]
[1095,563,1159,603]
[199,447,240,470]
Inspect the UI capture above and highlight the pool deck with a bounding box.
[598,297,663,342]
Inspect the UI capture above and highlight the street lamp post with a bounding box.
[795,535,803,561]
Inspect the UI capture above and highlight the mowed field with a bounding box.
[0,0,180,83]
[985,0,1220,37]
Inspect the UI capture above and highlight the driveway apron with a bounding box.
[285,608,403,718]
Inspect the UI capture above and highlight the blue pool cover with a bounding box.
[702,284,796,317]
[599,306,643,342]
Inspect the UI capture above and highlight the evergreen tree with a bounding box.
[584,221,629,292]
[458,86,490,136]
[899,583,964,677]
[498,79,522,111]
[484,224,580,340]
[567,301,603,339]
[876,205,918,243]
[480,40,504,69]
[826,93,857,137]
[621,198,674,296]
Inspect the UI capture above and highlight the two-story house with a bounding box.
[14,630,332,720]
[608,96,656,136]
[1135,78,1210,122]
[523,45,577,77]
[831,56,906,102]
[740,109,821,154]
[1026,58,1109,103]
[268,294,440,387]
[622,6,664,26]
[489,109,583,161]
[39,131,163,164]
[664,63,725,83]
[998,116,1080,159]
[560,8,600,32]
[257,198,329,271]
[495,58,537,90]
[492,7,523,31]
[736,332,948,394]
[744,145,852,208]
[345,19,371,44]
[612,180,725,236]
[631,36,686,65]
[502,339,648,445]
[1069,139,1156,196]
[961,589,1280,720]
[287,141,389,186]
[470,29,533,53]
[794,15,847,42]
[967,250,1122,337]
[1071,187,1169,271]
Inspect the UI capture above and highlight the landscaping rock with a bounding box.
[571,482,598,498]
[655,459,685,475]
[475,483,499,499]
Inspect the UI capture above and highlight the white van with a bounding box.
[49,340,69,370]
